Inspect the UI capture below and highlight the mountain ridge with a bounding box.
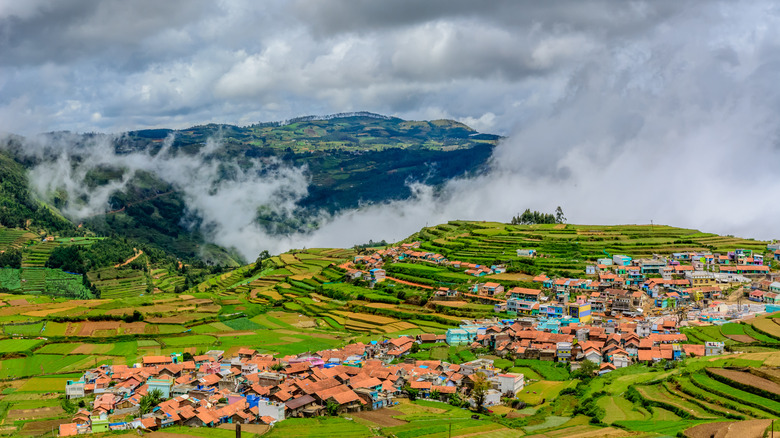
[0,113,500,265]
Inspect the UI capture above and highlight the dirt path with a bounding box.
[115,249,144,267]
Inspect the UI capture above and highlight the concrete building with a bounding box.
[494,373,525,396]
[66,380,85,399]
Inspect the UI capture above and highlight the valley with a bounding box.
[0,221,778,437]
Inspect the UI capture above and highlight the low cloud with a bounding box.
[8,132,310,260]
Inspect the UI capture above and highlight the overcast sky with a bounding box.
[0,0,716,135]
[2,0,780,250]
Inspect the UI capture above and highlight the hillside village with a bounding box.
[55,239,780,435]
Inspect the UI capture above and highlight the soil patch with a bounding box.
[121,321,147,334]
[7,406,65,420]
[78,320,120,336]
[506,411,529,419]
[489,273,534,281]
[708,368,780,395]
[350,408,408,427]
[64,323,80,336]
[70,344,99,354]
[24,306,77,317]
[432,301,469,307]
[685,421,732,438]
[19,418,70,435]
[725,334,756,343]
[687,419,771,438]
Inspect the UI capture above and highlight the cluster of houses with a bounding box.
[445,317,725,372]
[354,240,776,320]
[59,338,524,436]
[351,241,507,284]
[461,247,777,320]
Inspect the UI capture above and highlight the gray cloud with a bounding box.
[0,1,696,136]
[2,0,780,251]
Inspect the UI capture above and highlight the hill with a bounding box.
[0,113,498,264]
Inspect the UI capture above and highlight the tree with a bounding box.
[430,389,441,400]
[555,206,566,224]
[470,372,490,412]
[572,360,598,381]
[61,396,77,415]
[325,399,340,416]
[139,388,165,415]
[410,343,420,354]
[251,250,271,275]
[182,352,194,362]
[404,384,419,401]
[449,391,464,407]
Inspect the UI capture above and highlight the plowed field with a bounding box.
[708,368,780,395]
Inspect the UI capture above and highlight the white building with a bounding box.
[613,354,631,368]
[65,380,85,399]
[705,342,725,356]
[256,399,286,421]
[494,373,524,396]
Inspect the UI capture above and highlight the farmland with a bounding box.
[0,221,777,436]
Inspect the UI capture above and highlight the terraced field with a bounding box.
[750,314,780,339]
[151,268,186,293]
[20,267,46,293]
[0,227,35,252]
[636,384,719,419]
[411,222,768,277]
[87,267,149,298]
[21,241,59,268]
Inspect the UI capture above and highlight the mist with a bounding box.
[285,2,780,248]
[8,132,310,260]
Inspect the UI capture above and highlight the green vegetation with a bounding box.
[265,417,372,437]
[513,359,571,381]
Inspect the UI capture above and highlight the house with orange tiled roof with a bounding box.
[143,355,173,366]
[328,389,365,413]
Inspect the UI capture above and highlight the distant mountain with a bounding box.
[0,113,499,264]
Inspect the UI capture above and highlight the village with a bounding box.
[55,241,780,436]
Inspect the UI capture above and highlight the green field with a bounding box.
[0,339,44,353]
[264,417,372,438]
[161,335,217,347]
[513,359,571,381]
[517,380,578,405]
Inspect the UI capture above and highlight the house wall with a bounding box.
[256,399,286,421]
